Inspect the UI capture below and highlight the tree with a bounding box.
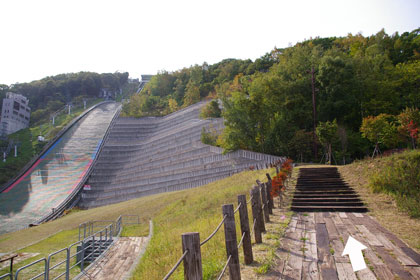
[398,107,420,149]
[200,100,221,118]
[168,98,179,113]
[183,80,200,106]
[360,114,398,157]
[316,120,338,164]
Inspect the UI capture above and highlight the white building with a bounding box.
[0,92,31,136]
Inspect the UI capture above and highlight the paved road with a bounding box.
[0,102,120,235]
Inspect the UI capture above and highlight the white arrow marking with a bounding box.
[342,236,367,272]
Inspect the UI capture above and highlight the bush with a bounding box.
[369,150,420,218]
[200,100,221,119]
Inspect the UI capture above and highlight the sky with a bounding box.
[1,0,419,85]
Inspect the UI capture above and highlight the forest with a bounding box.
[122,28,420,163]
[0,72,129,124]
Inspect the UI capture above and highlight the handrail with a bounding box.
[4,214,137,280]
[37,103,122,223]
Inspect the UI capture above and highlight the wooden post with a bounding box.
[222,204,241,280]
[250,188,262,244]
[260,184,270,223]
[238,195,253,264]
[254,186,265,233]
[265,181,273,213]
[182,232,203,280]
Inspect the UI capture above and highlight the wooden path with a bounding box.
[275,212,420,280]
[80,237,147,280]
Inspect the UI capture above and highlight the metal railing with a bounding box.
[1,215,138,280]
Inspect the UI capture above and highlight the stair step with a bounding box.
[291,205,368,212]
[292,201,365,206]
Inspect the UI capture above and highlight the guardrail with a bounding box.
[0,215,138,280]
[163,163,290,280]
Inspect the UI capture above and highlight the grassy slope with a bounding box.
[0,169,274,278]
[339,149,420,251]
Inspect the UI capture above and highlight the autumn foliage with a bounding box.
[270,159,293,198]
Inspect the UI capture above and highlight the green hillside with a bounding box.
[123,28,420,163]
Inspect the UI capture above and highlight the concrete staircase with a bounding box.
[291,167,367,212]
[79,101,283,208]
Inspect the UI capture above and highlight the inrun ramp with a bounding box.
[0,102,121,235]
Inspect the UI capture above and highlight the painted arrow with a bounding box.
[342,236,367,272]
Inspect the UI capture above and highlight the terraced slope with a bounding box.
[291,167,367,212]
[0,102,121,234]
[79,101,283,208]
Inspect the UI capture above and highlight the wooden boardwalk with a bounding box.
[80,237,147,280]
[275,212,420,279]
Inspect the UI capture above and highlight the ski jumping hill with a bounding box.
[79,101,283,208]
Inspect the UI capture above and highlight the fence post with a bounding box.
[260,184,270,223]
[250,188,262,244]
[265,181,273,214]
[254,186,265,233]
[182,232,203,280]
[237,195,253,265]
[222,204,241,280]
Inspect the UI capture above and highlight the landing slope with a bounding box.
[0,102,121,234]
[80,101,283,208]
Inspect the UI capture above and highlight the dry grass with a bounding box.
[339,156,420,252]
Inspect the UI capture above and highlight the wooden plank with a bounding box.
[400,246,420,265]
[370,264,396,280]
[304,229,319,280]
[316,223,339,280]
[330,239,348,263]
[335,262,357,280]
[331,213,344,225]
[282,218,304,279]
[375,246,413,280]
[302,261,320,280]
[325,218,339,239]
[305,231,318,262]
[363,247,383,266]
[338,212,348,219]
[356,268,377,280]
[375,234,418,266]
[406,266,420,279]
[364,216,408,247]
[356,225,383,247]
[305,212,316,232]
[315,212,326,224]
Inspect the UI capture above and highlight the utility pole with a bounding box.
[310,67,318,160]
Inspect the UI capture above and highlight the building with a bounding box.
[0,92,31,136]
